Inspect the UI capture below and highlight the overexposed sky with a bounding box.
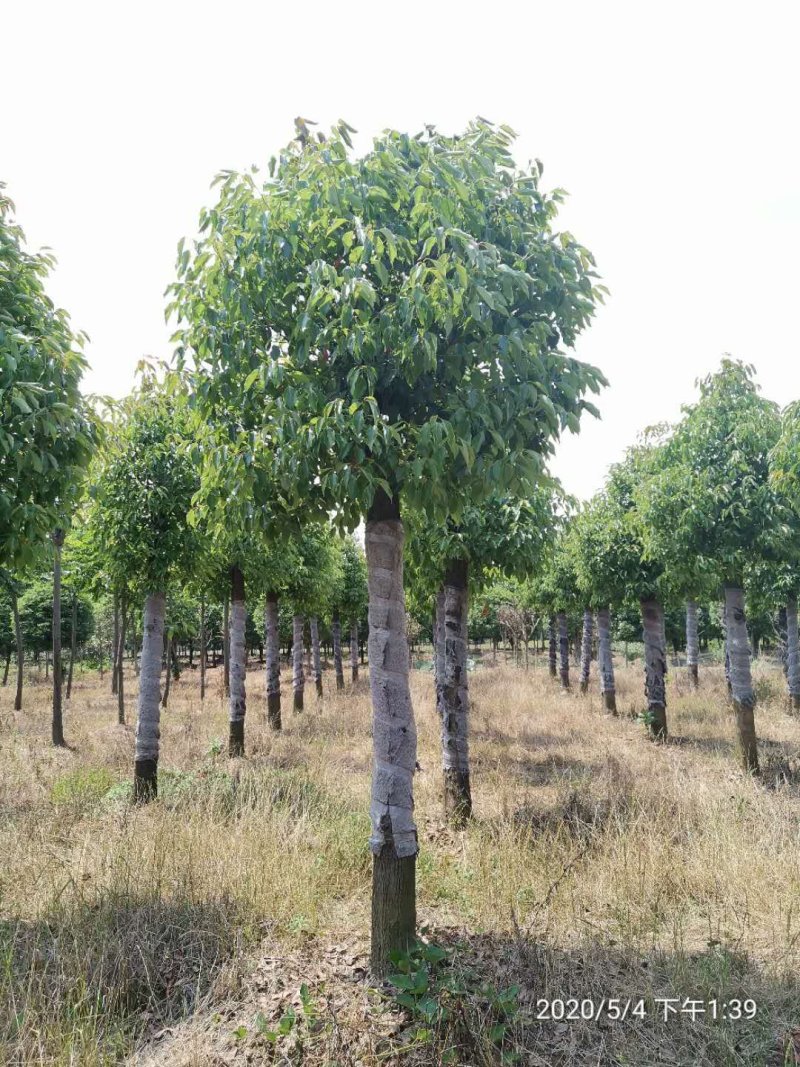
[4,0,799,499]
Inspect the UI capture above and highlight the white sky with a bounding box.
[4,0,799,499]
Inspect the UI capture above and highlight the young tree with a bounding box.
[170,119,605,974]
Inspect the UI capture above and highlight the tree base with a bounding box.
[688,663,699,687]
[315,678,323,698]
[134,759,158,803]
[351,667,359,683]
[336,674,345,691]
[579,679,589,695]
[294,690,304,712]
[559,671,570,690]
[267,693,281,731]
[443,769,472,827]
[229,720,245,757]
[733,700,760,774]
[603,690,617,715]
[647,705,668,741]
[371,848,416,978]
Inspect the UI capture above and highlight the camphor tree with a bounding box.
[91,385,198,799]
[0,186,96,730]
[533,526,581,691]
[768,399,800,710]
[170,119,605,974]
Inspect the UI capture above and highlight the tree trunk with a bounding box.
[12,588,23,711]
[117,597,126,724]
[548,616,557,678]
[222,597,230,697]
[228,565,247,757]
[777,607,788,677]
[161,629,172,708]
[597,607,617,713]
[265,592,281,728]
[134,591,165,801]
[724,585,759,774]
[199,596,206,701]
[310,616,323,698]
[686,598,699,687]
[292,614,305,711]
[66,593,77,700]
[786,598,800,711]
[350,619,359,682]
[132,620,140,677]
[332,610,345,690]
[557,612,570,689]
[439,559,471,825]
[433,588,445,701]
[722,601,732,696]
[366,491,417,977]
[579,608,593,694]
[1,650,9,686]
[112,593,120,695]
[52,529,66,747]
[640,599,667,740]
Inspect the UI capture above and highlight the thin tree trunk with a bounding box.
[686,598,699,687]
[266,592,281,728]
[1,651,9,686]
[350,619,359,682]
[597,607,617,713]
[557,612,570,689]
[548,616,557,678]
[132,619,140,677]
[332,610,345,690]
[366,491,417,977]
[228,565,246,756]
[13,588,23,711]
[134,591,165,801]
[222,596,230,697]
[439,559,471,825]
[640,598,667,740]
[112,592,120,695]
[52,529,65,747]
[786,597,800,711]
[725,585,758,774]
[310,616,323,698]
[199,596,206,701]
[292,614,305,711]
[161,628,172,709]
[579,608,593,694]
[117,596,126,724]
[66,593,77,699]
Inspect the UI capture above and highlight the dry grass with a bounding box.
[1,652,800,1065]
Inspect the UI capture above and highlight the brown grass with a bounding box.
[1,653,799,1065]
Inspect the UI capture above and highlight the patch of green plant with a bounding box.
[51,768,116,811]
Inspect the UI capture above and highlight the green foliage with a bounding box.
[51,768,115,811]
[18,575,93,654]
[331,535,367,619]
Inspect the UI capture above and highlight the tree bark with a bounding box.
[12,588,23,711]
[332,610,345,690]
[161,628,172,709]
[439,560,471,825]
[786,597,800,711]
[366,491,417,976]
[597,606,617,713]
[292,613,305,711]
[112,592,120,695]
[722,601,732,696]
[228,565,247,757]
[579,608,593,694]
[433,587,445,700]
[134,591,165,801]
[222,596,231,697]
[686,598,699,687]
[547,616,557,678]
[265,592,281,728]
[777,607,788,677]
[117,596,126,724]
[199,596,206,701]
[640,598,667,740]
[557,612,570,689]
[1,651,9,686]
[350,619,359,682]
[310,615,323,698]
[724,585,759,774]
[51,529,66,747]
[66,592,77,700]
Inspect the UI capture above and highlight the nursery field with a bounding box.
[1,657,799,1066]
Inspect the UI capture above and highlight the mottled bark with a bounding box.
[66,593,77,700]
[332,610,345,690]
[597,607,617,714]
[548,616,557,678]
[51,529,65,747]
[366,491,417,976]
[787,598,800,711]
[12,589,22,711]
[557,612,570,689]
[724,585,758,773]
[265,593,281,728]
[440,560,471,825]
[350,619,359,682]
[310,616,323,698]
[579,608,593,694]
[292,614,305,711]
[640,599,667,740]
[134,591,165,802]
[228,565,246,757]
[686,598,699,687]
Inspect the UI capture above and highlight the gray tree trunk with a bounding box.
[265,593,281,728]
[366,492,417,977]
[228,565,247,756]
[66,592,77,700]
[722,600,732,695]
[640,598,667,740]
[134,591,165,801]
[310,615,323,698]
[12,588,22,711]
[199,596,206,701]
[2,651,9,686]
[686,598,699,687]
[51,529,65,746]
[293,613,305,711]
[222,596,230,697]
[579,608,593,694]
[724,585,759,773]
[786,598,800,711]
[557,612,570,689]
[434,587,445,700]
[439,560,471,824]
[332,610,344,690]
[350,619,359,682]
[597,606,617,713]
[548,616,557,677]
